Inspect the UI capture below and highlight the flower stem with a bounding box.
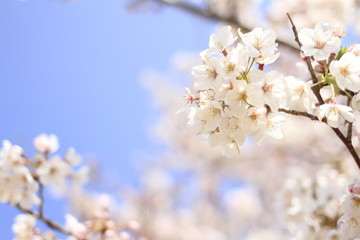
[16,204,73,236]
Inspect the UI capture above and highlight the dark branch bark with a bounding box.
[278,108,318,121]
[347,97,353,141]
[331,127,360,168]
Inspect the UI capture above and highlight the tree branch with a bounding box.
[347,97,353,141]
[285,13,360,169]
[278,108,318,121]
[279,107,360,168]
[38,182,44,218]
[331,127,360,168]
[347,122,353,141]
[144,0,299,52]
[16,204,73,236]
[286,13,324,104]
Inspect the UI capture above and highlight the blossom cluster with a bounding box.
[278,166,349,240]
[0,134,88,210]
[338,183,360,239]
[12,199,140,240]
[12,214,55,240]
[186,21,360,156]
[3,135,144,240]
[187,25,314,156]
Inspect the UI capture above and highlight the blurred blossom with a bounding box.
[34,134,59,155]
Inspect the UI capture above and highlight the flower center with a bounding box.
[340,66,350,76]
[314,40,326,49]
[262,83,273,92]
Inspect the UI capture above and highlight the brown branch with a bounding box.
[38,182,44,218]
[279,107,360,169]
[347,97,353,141]
[286,13,324,104]
[286,14,360,168]
[286,14,360,169]
[15,204,73,236]
[145,0,299,52]
[331,127,360,168]
[278,108,318,121]
[347,122,353,141]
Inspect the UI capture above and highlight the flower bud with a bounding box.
[349,183,360,194]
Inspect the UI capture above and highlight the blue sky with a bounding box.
[0,0,215,238]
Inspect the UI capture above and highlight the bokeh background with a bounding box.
[3,0,360,239]
[0,0,214,238]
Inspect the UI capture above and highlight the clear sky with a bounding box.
[0,0,215,238]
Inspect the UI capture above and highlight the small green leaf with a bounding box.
[335,47,347,60]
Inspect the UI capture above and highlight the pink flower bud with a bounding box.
[348,183,360,194]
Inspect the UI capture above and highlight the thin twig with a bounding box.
[347,97,353,141]
[285,13,302,48]
[38,182,44,218]
[331,127,360,168]
[278,108,318,121]
[16,204,73,236]
[279,107,360,169]
[286,13,324,104]
[145,0,299,52]
[347,123,353,141]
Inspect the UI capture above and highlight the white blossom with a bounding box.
[72,166,90,188]
[299,22,341,60]
[218,44,248,80]
[317,102,355,128]
[247,70,286,111]
[0,166,39,209]
[34,134,59,154]
[65,214,87,239]
[338,213,360,239]
[255,112,286,143]
[285,76,315,112]
[351,92,360,111]
[190,101,223,133]
[12,214,36,240]
[209,25,237,54]
[64,148,82,166]
[329,52,360,92]
[239,27,278,61]
[224,80,250,118]
[242,106,267,136]
[37,155,71,193]
[192,57,222,90]
[208,132,241,157]
[0,140,25,171]
[17,180,41,210]
[349,44,360,56]
[218,116,246,144]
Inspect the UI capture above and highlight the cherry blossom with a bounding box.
[329,52,360,92]
[34,134,59,155]
[298,22,341,60]
[239,27,279,64]
[208,25,237,54]
[37,155,72,193]
[12,214,37,240]
[317,102,354,128]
